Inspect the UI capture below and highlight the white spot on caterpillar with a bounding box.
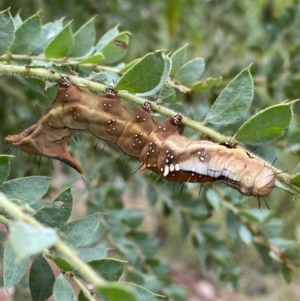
[161,167,163,172]
[175,164,180,171]
[165,159,169,163]
[164,165,169,176]
[170,164,175,171]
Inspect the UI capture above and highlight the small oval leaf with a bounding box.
[88,258,125,282]
[206,66,253,125]
[234,104,292,145]
[10,13,41,54]
[4,241,29,289]
[0,176,51,205]
[29,255,55,301]
[170,44,188,76]
[116,51,168,94]
[0,154,12,185]
[60,214,101,248]
[71,17,96,58]
[53,274,76,301]
[96,283,138,301]
[176,58,205,84]
[78,52,104,64]
[45,22,74,58]
[97,31,129,64]
[0,9,15,56]
[291,173,300,188]
[34,186,73,228]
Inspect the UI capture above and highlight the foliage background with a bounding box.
[1,0,300,300]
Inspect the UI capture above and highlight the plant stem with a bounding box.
[66,272,96,301]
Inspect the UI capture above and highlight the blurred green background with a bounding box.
[1,0,300,300]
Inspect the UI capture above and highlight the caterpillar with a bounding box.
[5,77,276,198]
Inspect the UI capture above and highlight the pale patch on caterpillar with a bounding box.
[5,77,276,197]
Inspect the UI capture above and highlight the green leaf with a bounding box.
[122,209,144,228]
[78,52,104,64]
[0,155,11,185]
[78,291,90,301]
[116,51,170,95]
[160,86,177,104]
[0,9,15,56]
[254,242,272,267]
[29,255,55,301]
[281,264,292,284]
[13,12,22,29]
[176,58,205,84]
[147,183,157,206]
[10,221,59,258]
[88,71,120,84]
[206,189,220,210]
[239,208,270,223]
[170,44,188,76]
[45,21,74,58]
[206,67,253,125]
[96,25,119,50]
[120,58,141,74]
[291,173,300,188]
[234,104,292,145]
[71,17,96,57]
[0,176,51,205]
[258,219,282,238]
[60,214,101,248]
[164,284,187,301]
[126,282,162,300]
[96,283,138,301]
[239,224,252,245]
[33,19,63,54]
[97,31,129,64]
[78,247,108,262]
[4,241,29,289]
[34,186,73,228]
[53,274,76,301]
[226,210,241,240]
[88,258,125,281]
[192,76,222,92]
[50,255,74,272]
[10,13,42,54]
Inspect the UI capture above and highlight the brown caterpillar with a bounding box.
[5,77,276,198]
